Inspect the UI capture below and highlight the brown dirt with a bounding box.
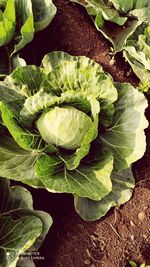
[21,0,150,266]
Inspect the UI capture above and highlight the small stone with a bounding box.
[109,57,115,66]
[126,69,132,76]
[130,220,135,227]
[138,211,145,221]
[131,234,134,240]
[143,234,148,239]
[84,259,91,265]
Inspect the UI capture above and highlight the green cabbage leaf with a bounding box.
[0,177,52,267]
[74,168,135,220]
[123,23,150,92]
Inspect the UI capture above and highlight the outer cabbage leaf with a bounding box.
[0,132,44,187]
[12,0,34,54]
[70,0,150,51]
[0,177,52,267]
[32,0,57,32]
[74,168,135,221]
[35,150,113,200]
[0,82,25,103]
[4,65,47,96]
[0,102,44,151]
[0,0,16,46]
[100,82,148,171]
[123,24,150,92]
[109,0,135,13]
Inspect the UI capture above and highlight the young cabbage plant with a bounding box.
[0,177,52,267]
[0,51,148,221]
[70,0,150,51]
[0,0,56,76]
[123,23,150,93]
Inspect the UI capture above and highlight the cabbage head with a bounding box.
[0,51,148,220]
[36,106,93,149]
[70,0,150,51]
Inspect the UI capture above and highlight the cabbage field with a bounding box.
[0,0,150,267]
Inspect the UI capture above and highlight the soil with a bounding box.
[21,0,150,266]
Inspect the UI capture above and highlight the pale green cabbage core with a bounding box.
[36,106,92,150]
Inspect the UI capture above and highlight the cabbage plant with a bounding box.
[123,23,150,93]
[70,0,150,51]
[0,0,56,53]
[0,51,148,220]
[0,177,52,267]
[0,0,56,77]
